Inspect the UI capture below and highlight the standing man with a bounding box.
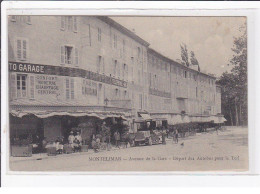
[114,131,120,149]
[174,128,179,144]
[68,131,75,148]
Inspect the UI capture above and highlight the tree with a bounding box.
[190,50,201,72]
[216,23,247,126]
[180,43,190,67]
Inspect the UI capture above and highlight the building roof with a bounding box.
[148,47,216,79]
[97,16,150,47]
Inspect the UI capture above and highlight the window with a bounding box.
[61,16,78,32]
[114,60,117,77]
[61,45,78,65]
[113,34,117,49]
[98,27,102,42]
[97,56,102,73]
[11,16,16,22]
[17,74,27,98]
[65,46,73,64]
[16,38,28,61]
[65,78,75,100]
[30,76,35,99]
[11,16,31,24]
[137,47,141,58]
[184,71,187,78]
[123,64,126,80]
[123,40,126,53]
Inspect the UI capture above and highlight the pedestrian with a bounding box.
[75,132,82,145]
[114,131,120,149]
[68,131,75,149]
[174,129,179,144]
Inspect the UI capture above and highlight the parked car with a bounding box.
[151,130,163,145]
[134,131,152,146]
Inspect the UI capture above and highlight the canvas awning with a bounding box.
[10,110,128,120]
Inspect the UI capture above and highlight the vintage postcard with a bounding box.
[6,14,248,172]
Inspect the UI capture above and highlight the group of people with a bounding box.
[91,121,122,152]
[68,131,82,152]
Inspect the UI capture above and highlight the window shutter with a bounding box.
[70,78,74,99]
[30,76,35,99]
[61,46,65,64]
[61,16,65,31]
[10,74,17,100]
[22,40,27,60]
[73,17,78,32]
[11,16,16,22]
[17,39,22,60]
[74,47,79,66]
[66,78,70,99]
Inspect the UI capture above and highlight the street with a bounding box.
[9,126,248,172]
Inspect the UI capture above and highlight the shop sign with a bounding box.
[9,61,127,88]
[9,62,45,74]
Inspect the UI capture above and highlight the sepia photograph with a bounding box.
[7,15,248,172]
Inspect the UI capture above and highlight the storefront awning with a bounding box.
[10,110,129,120]
[139,113,152,121]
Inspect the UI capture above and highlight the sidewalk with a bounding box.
[9,135,200,163]
[10,146,122,163]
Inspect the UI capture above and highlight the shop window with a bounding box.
[60,16,77,32]
[29,76,35,99]
[17,74,27,98]
[16,38,28,61]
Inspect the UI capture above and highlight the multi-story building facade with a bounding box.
[147,48,221,125]
[8,16,223,141]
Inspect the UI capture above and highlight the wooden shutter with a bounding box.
[74,47,79,66]
[61,46,65,64]
[70,78,74,99]
[30,76,35,99]
[10,74,17,100]
[61,16,65,31]
[65,78,70,99]
[22,39,27,60]
[17,39,22,60]
[73,17,78,32]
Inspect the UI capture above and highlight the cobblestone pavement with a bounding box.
[9,126,248,172]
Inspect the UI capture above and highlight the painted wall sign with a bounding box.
[35,75,59,95]
[149,88,171,98]
[9,62,127,88]
[9,62,45,73]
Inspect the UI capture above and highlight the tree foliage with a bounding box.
[216,24,247,126]
[180,43,190,67]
